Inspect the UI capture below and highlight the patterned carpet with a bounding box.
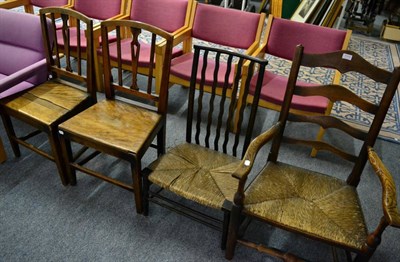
[265,34,400,143]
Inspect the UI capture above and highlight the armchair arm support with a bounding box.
[368,147,400,228]
[0,0,30,9]
[0,59,47,93]
[233,122,282,181]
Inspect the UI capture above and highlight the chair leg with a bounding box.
[157,125,166,156]
[131,157,143,214]
[310,126,326,157]
[225,204,242,260]
[221,209,230,250]
[0,137,7,163]
[142,169,151,216]
[0,113,21,157]
[48,127,69,186]
[59,132,77,185]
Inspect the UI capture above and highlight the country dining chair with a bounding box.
[95,0,195,92]
[143,45,269,248]
[0,7,97,184]
[58,20,174,214]
[225,45,400,261]
[168,2,265,98]
[234,14,351,154]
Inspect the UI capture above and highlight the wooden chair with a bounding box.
[95,0,195,92]
[143,45,269,248]
[0,7,97,185]
[235,14,351,154]
[58,20,174,214]
[0,0,70,13]
[225,45,400,261]
[168,2,265,97]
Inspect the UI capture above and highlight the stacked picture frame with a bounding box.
[290,0,345,27]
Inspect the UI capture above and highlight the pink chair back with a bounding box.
[266,18,348,60]
[192,3,261,49]
[30,0,68,7]
[74,0,122,20]
[129,0,188,33]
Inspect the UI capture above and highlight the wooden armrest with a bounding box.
[0,0,29,9]
[233,122,282,181]
[368,147,400,228]
[158,27,192,49]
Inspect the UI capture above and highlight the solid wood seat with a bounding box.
[244,161,367,250]
[0,8,96,185]
[5,81,90,125]
[60,100,162,153]
[149,143,241,209]
[58,20,174,214]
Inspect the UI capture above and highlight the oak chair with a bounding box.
[58,20,174,214]
[0,7,97,184]
[235,15,351,153]
[168,2,265,97]
[225,45,400,261]
[143,45,268,248]
[95,0,195,92]
[0,0,69,14]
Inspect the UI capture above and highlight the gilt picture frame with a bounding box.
[291,0,322,23]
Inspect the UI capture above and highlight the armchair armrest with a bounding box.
[368,147,400,228]
[0,0,29,9]
[233,122,282,181]
[0,59,47,93]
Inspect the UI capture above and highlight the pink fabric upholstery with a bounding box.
[192,3,261,49]
[103,39,183,67]
[56,29,116,50]
[266,18,347,60]
[0,73,34,99]
[130,0,188,33]
[250,71,328,114]
[30,0,68,7]
[73,0,122,20]
[170,53,234,86]
[0,9,48,97]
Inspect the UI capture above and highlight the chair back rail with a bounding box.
[187,45,268,157]
[270,46,400,186]
[101,20,174,114]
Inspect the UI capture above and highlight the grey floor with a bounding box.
[0,83,399,261]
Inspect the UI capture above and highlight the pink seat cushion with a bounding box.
[56,29,116,50]
[192,4,261,49]
[73,0,122,20]
[267,18,347,60]
[0,73,35,99]
[250,70,329,114]
[30,0,68,7]
[101,39,183,67]
[170,53,234,87]
[130,0,188,33]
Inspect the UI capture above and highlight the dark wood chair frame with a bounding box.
[225,45,400,261]
[143,45,269,249]
[58,20,174,214]
[0,7,97,185]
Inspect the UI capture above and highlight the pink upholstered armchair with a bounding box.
[0,9,50,162]
[0,0,70,13]
[168,2,265,98]
[235,15,351,153]
[95,0,194,93]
